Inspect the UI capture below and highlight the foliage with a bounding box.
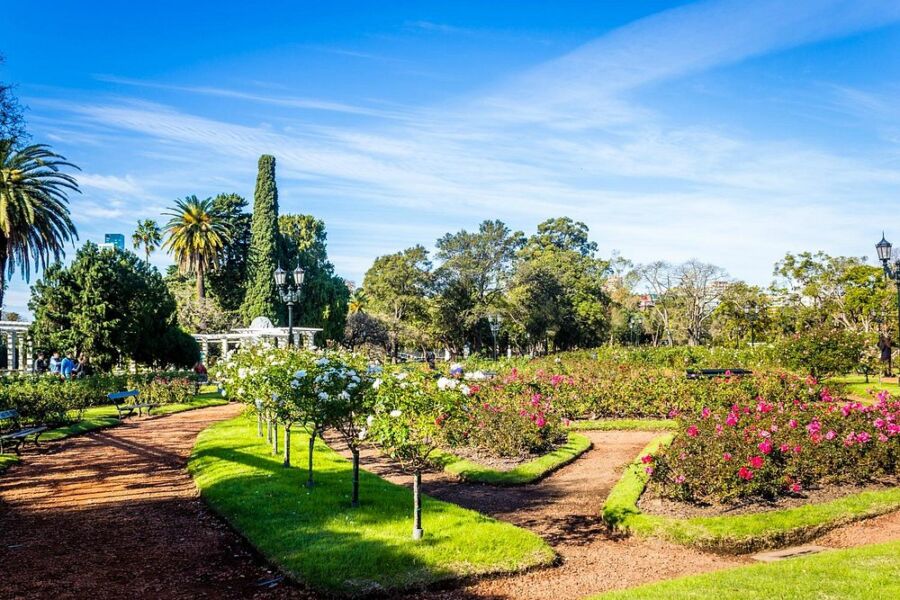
[0,139,79,310]
[189,416,555,593]
[240,154,281,325]
[131,219,161,262]
[165,267,238,333]
[648,390,900,503]
[206,193,251,311]
[279,213,350,342]
[29,242,193,370]
[342,311,390,354]
[0,54,27,143]
[777,324,870,378]
[162,195,231,299]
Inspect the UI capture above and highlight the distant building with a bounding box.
[103,233,125,251]
[638,294,656,310]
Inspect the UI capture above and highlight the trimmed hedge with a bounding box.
[433,432,592,485]
[602,434,900,553]
[569,419,677,431]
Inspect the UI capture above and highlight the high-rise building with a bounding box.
[102,233,125,251]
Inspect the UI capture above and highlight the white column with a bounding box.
[6,332,15,372]
[19,335,27,372]
[27,339,34,372]
[201,339,210,359]
[303,331,315,350]
[221,338,228,357]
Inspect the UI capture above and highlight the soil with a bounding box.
[2,407,898,600]
[0,404,314,600]
[639,477,900,519]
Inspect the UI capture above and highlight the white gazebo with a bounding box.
[0,320,32,373]
[193,317,322,359]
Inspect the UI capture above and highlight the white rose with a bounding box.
[358,428,368,440]
[373,379,382,390]
[294,369,306,379]
[390,409,402,418]
[460,384,471,396]
[318,392,329,401]
[366,415,375,426]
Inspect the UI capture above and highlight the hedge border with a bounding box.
[602,434,900,554]
[0,454,19,475]
[433,433,592,485]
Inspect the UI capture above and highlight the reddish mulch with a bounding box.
[0,404,314,600]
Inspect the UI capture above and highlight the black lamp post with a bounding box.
[743,303,760,346]
[629,315,642,346]
[488,314,502,360]
[876,233,900,348]
[274,264,305,347]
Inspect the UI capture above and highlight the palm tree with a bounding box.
[163,195,230,299]
[348,289,368,314]
[0,140,79,310]
[132,219,161,262]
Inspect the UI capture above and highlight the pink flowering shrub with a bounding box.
[649,390,900,503]
[444,368,568,458]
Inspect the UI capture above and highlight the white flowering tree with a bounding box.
[321,354,375,507]
[368,368,459,539]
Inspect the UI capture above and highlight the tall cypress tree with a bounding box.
[240,155,281,324]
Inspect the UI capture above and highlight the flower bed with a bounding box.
[646,391,899,503]
[602,434,900,553]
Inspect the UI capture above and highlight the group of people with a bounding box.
[32,351,92,378]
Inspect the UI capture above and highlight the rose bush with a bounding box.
[647,389,900,503]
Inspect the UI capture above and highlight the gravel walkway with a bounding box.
[0,404,310,600]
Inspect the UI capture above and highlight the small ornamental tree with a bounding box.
[368,368,458,540]
[320,354,374,507]
[289,355,334,488]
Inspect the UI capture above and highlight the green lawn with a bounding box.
[602,434,900,553]
[42,393,229,442]
[189,415,555,594]
[0,453,19,474]
[569,419,677,431]
[433,433,592,485]
[832,374,900,400]
[591,540,900,599]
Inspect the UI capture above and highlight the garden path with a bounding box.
[335,430,748,600]
[0,404,311,600]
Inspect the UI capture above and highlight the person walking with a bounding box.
[32,352,48,374]
[878,334,893,377]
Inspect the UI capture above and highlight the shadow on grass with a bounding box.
[190,420,555,595]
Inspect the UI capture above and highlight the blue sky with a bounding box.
[4,0,900,316]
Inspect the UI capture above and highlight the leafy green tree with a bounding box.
[363,246,432,359]
[131,219,161,262]
[241,155,281,324]
[0,140,79,310]
[279,214,349,341]
[163,196,231,300]
[709,282,773,346]
[29,242,196,370]
[164,266,237,333]
[207,193,251,312]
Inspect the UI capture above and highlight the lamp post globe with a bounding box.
[275,263,305,348]
[876,234,900,382]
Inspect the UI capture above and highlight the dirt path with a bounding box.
[0,404,311,600]
[330,430,747,600]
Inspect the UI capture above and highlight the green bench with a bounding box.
[0,409,47,454]
[108,390,158,419]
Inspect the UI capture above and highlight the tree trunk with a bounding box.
[283,424,291,467]
[257,411,263,437]
[412,469,423,540]
[196,262,206,299]
[306,433,315,488]
[272,420,279,455]
[351,448,360,508]
[0,266,5,313]
[267,415,273,443]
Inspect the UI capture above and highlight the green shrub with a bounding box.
[777,325,870,378]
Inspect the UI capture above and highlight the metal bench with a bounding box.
[0,409,47,454]
[686,368,753,379]
[108,390,158,419]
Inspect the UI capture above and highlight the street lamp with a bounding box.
[876,233,900,349]
[274,263,305,347]
[743,303,760,346]
[629,315,642,346]
[488,314,502,360]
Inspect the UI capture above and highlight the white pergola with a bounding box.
[0,320,33,373]
[193,317,322,359]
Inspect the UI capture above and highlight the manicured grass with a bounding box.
[832,374,900,400]
[569,419,677,431]
[189,415,555,594]
[602,434,900,553]
[433,433,592,485]
[591,540,900,599]
[42,394,229,442]
[0,453,19,474]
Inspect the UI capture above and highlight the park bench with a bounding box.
[686,368,753,379]
[108,390,158,419]
[0,409,47,454]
